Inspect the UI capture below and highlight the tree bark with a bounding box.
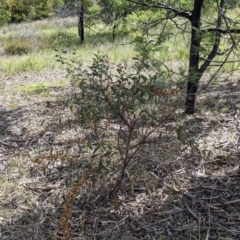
[185,0,204,114]
[78,5,84,43]
[112,23,116,42]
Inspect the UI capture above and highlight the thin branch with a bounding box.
[199,0,225,75]
[202,28,240,34]
[127,0,191,20]
[198,38,239,92]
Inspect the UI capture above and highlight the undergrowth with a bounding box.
[32,44,188,238]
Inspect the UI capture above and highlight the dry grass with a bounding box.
[0,16,240,239]
[0,65,240,240]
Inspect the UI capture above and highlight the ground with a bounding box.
[0,67,240,240]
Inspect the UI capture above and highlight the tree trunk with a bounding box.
[113,24,116,42]
[78,5,84,43]
[112,13,119,42]
[185,0,204,114]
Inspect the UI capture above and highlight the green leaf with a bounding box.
[92,154,99,159]
[103,151,112,157]
[41,119,45,126]
[93,146,100,155]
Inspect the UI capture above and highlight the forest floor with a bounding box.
[0,64,240,240]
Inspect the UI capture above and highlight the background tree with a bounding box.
[127,0,240,114]
[75,0,85,43]
[0,0,64,23]
[60,0,100,43]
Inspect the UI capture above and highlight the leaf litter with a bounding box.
[0,69,240,239]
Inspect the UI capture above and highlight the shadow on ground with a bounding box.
[0,76,240,239]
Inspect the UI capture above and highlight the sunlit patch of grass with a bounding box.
[0,39,136,75]
[0,21,135,75]
[0,26,80,56]
[0,16,192,77]
[108,43,135,64]
[37,27,81,50]
[35,16,78,29]
[1,37,35,55]
[11,79,66,96]
[0,53,56,75]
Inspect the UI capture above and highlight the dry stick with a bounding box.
[0,140,17,147]
[206,181,217,240]
[198,48,235,93]
[206,197,211,240]
[96,216,128,237]
[208,199,240,207]
[214,223,240,235]
[111,100,177,194]
[152,209,184,216]
[111,132,142,194]
[184,203,199,221]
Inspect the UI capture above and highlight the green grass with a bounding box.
[0,18,190,77]
[11,79,66,96]
[0,44,135,76]
[0,17,192,76]
[0,19,136,75]
[1,12,239,79]
[0,53,56,74]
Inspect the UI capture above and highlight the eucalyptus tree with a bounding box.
[127,0,240,114]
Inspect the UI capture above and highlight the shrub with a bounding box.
[59,46,182,194]
[55,45,184,238]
